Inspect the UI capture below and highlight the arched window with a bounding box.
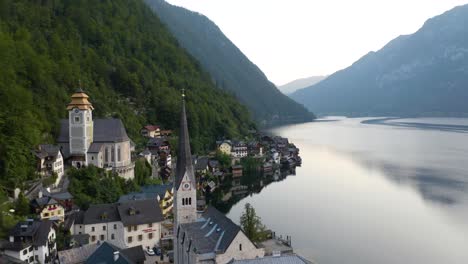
[182,198,185,206]
[117,146,121,162]
[111,146,115,162]
[188,197,191,205]
[239,244,242,251]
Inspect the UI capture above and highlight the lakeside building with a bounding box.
[57,90,135,179]
[173,93,264,264]
[1,220,57,264]
[119,184,174,217]
[72,200,164,250]
[141,125,161,138]
[32,144,64,187]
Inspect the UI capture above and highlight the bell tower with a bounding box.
[67,88,94,165]
[173,90,197,264]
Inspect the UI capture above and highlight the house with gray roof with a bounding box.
[1,220,56,264]
[73,200,165,251]
[57,90,135,179]
[33,144,64,187]
[228,254,312,264]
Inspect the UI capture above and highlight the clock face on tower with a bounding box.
[74,108,80,114]
[181,182,191,191]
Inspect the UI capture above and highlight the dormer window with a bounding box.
[129,207,136,215]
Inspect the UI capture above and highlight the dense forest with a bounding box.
[145,0,315,124]
[0,0,256,189]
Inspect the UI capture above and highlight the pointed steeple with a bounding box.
[175,89,195,189]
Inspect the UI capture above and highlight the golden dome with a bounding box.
[66,90,94,110]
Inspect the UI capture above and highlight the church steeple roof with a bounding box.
[175,90,195,189]
[67,89,94,110]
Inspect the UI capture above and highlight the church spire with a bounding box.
[175,89,195,190]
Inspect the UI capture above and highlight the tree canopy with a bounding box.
[240,203,268,242]
[0,0,256,189]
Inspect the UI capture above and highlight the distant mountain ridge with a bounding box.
[145,0,315,124]
[291,4,468,117]
[278,76,327,94]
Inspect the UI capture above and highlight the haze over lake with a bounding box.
[228,117,468,264]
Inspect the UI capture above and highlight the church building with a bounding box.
[173,92,264,264]
[57,89,135,179]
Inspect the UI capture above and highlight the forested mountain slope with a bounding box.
[0,0,255,188]
[145,0,315,124]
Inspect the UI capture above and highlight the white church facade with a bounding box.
[57,90,135,179]
[173,93,264,264]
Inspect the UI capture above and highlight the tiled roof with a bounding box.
[179,207,241,254]
[117,200,164,226]
[85,242,145,264]
[87,142,104,153]
[58,118,130,143]
[83,204,120,225]
[4,220,53,250]
[228,255,312,264]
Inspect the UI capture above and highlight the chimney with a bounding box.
[38,191,43,198]
[113,251,119,262]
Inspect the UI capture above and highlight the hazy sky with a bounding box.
[166,0,468,85]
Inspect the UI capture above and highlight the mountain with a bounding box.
[278,76,327,94]
[144,0,315,124]
[0,0,255,188]
[291,5,468,117]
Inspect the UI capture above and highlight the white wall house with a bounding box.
[74,200,164,250]
[33,144,65,187]
[1,220,56,264]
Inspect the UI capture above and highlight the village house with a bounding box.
[1,220,57,264]
[73,200,164,250]
[141,125,160,138]
[119,184,174,217]
[194,156,209,175]
[247,141,263,157]
[33,144,64,187]
[57,90,135,179]
[139,149,152,165]
[208,159,220,173]
[217,140,232,156]
[31,197,65,222]
[232,141,248,158]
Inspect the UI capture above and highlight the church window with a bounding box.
[111,147,115,162]
[74,116,80,123]
[117,146,121,162]
[105,148,109,162]
[239,244,242,251]
[188,197,192,205]
[182,198,185,206]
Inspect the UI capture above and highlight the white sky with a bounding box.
[166,0,468,85]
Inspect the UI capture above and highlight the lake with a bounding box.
[227,117,468,264]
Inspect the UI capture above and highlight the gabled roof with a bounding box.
[57,119,130,144]
[117,200,164,226]
[87,142,104,153]
[83,204,120,225]
[195,157,209,170]
[5,220,53,250]
[179,207,242,254]
[85,242,145,264]
[228,255,312,264]
[33,144,61,160]
[143,125,160,131]
[175,98,195,189]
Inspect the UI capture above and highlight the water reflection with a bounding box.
[224,117,468,264]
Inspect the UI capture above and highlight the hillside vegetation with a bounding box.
[145,0,315,124]
[0,0,255,188]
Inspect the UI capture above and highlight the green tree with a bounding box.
[14,193,30,216]
[134,158,152,185]
[215,150,231,168]
[239,203,268,242]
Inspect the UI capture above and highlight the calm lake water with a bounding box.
[227,117,468,264]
